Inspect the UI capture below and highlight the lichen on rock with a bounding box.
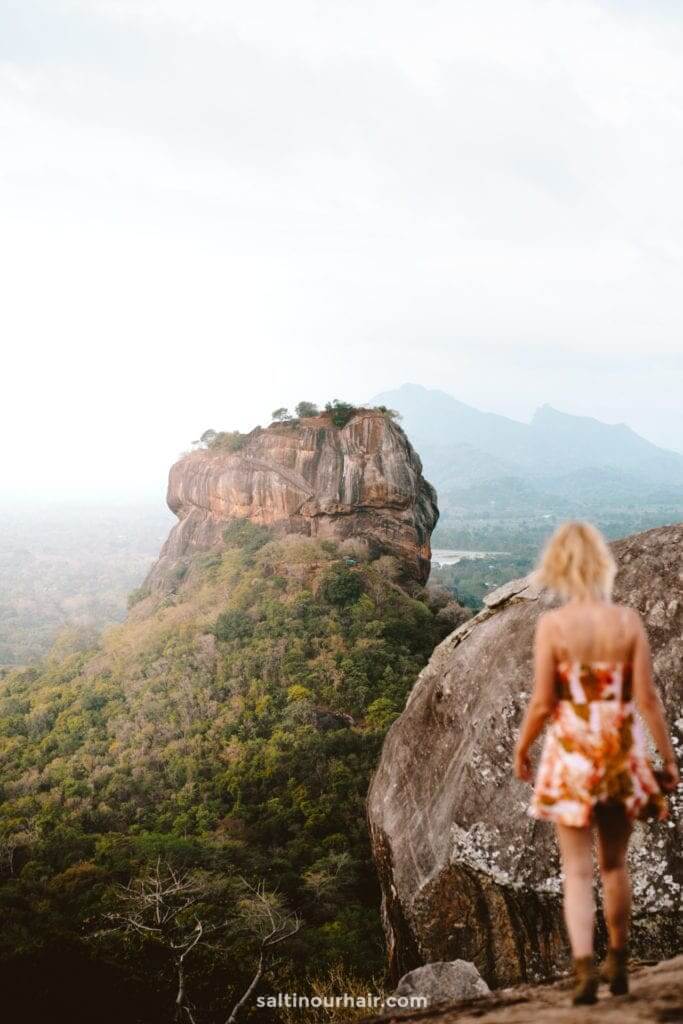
[367,524,683,988]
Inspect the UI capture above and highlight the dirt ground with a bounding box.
[361,956,683,1024]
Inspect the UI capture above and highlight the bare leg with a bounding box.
[556,823,595,958]
[595,803,632,950]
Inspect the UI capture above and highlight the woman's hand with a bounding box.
[513,745,532,782]
[660,760,680,792]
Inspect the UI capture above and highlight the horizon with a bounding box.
[1,382,682,504]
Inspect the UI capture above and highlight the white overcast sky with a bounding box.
[2,0,683,500]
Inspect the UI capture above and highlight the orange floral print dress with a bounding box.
[529,660,669,828]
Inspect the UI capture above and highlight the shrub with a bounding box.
[214,608,252,641]
[195,428,217,445]
[435,601,471,638]
[193,428,248,451]
[222,518,271,554]
[324,400,357,429]
[373,405,402,421]
[272,407,292,422]
[209,431,247,452]
[371,555,401,581]
[287,684,314,703]
[423,584,453,611]
[295,401,319,418]
[319,564,363,606]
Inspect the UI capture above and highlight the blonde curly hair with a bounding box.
[535,521,616,600]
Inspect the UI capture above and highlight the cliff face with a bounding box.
[367,524,683,989]
[146,411,438,589]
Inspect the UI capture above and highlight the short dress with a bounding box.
[529,659,669,827]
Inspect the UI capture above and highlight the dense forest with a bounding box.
[0,518,465,1022]
[3,472,682,670]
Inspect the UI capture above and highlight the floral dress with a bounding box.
[529,660,669,828]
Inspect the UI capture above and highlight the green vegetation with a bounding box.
[373,405,402,421]
[269,398,399,431]
[431,504,683,610]
[0,521,447,1021]
[430,553,535,609]
[324,400,358,428]
[195,428,253,452]
[318,563,364,606]
[294,401,319,418]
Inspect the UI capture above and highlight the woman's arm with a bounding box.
[513,613,558,781]
[630,610,679,791]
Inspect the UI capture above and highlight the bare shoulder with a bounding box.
[535,608,559,637]
[613,603,646,644]
[614,603,643,629]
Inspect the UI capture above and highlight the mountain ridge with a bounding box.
[371,384,683,484]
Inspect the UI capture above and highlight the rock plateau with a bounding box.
[146,410,438,590]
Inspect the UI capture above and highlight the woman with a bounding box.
[513,521,679,1005]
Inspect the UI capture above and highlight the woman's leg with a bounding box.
[556,823,595,957]
[595,803,632,950]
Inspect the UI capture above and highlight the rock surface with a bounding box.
[362,954,683,1023]
[367,525,683,989]
[392,961,490,1007]
[146,410,438,589]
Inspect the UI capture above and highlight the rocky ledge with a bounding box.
[146,409,438,590]
[367,524,683,989]
[361,954,683,1024]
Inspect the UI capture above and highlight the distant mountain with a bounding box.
[371,384,683,491]
[529,404,683,483]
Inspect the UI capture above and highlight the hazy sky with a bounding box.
[2,0,683,500]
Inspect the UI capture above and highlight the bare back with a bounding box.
[546,601,637,665]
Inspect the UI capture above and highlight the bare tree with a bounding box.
[100,858,216,1022]
[99,859,301,1024]
[225,879,301,1024]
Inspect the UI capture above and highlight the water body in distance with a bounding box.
[431,548,508,566]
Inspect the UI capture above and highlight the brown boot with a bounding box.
[572,956,599,1005]
[601,945,629,996]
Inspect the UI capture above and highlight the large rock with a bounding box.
[147,410,438,589]
[392,960,489,1007]
[367,524,683,989]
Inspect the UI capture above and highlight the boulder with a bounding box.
[391,960,489,1008]
[367,524,683,988]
